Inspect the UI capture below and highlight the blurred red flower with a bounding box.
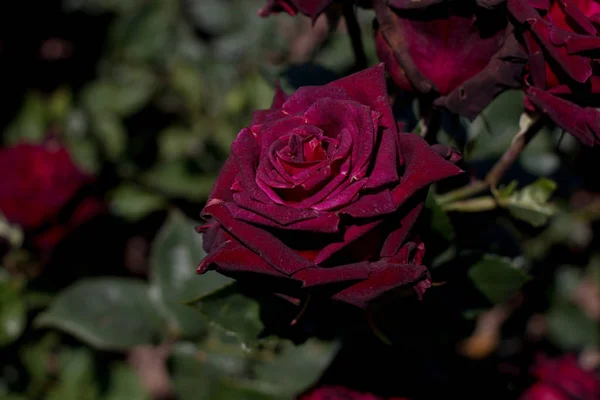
[0,142,103,255]
[520,354,600,400]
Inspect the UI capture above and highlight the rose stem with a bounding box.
[484,116,544,188]
[437,116,545,205]
[441,196,498,212]
[342,3,367,71]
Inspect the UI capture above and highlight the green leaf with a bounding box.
[83,68,156,117]
[554,266,583,300]
[170,343,216,400]
[157,127,200,162]
[189,286,263,347]
[252,339,339,397]
[109,184,166,221]
[425,190,455,241]
[546,265,600,350]
[47,87,73,123]
[504,178,557,227]
[141,161,217,200]
[466,91,524,160]
[45,348,99,400]
[150,210,233,338]
[64,110,101,174]
[91,113,127,162]
[170,334,256,400]
[492,180,517,200]
[4,92,46,145]
[20,333,59,398]
[105,364,150,400]
[170,62,203,109]
[547,302,600,350]
[187,0,235,35]
[0,272,26,347]
[116,1,174,62]
[171,336,339,400]
[36,278,161,351]
[468,255,531,304]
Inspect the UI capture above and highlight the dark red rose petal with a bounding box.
[331,259,430,308]
[202,200,314,275]
[291,261,371,287]
[380,202,425,258]
[527,86,600,146]
[391,134,463,208]
[227,198,341,233]
[508,0,593,83]
[198,237,286,278]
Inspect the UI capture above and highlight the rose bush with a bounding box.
[508,0,600,146]
[375,0,526,118]
[520,354,600,400]
[0,142,103,254]
[197,65,462,309]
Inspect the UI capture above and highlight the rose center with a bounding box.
[276,127,331,176]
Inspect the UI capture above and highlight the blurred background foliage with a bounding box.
[0,1,599,399]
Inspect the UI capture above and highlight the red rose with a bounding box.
[258,0,336,18]
[375,0,526,119]
[298,386,411,400]
[0,142,103,254]
[520,354,600,400]
[508,0,600,145]
[197,65,462,309]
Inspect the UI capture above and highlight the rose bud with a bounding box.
[197,65,462,309]
[375,0,526,119]
[508,0,600,146]
[258,0,336,18]
[520,354,600,400]
[299,385,411,399]
[0,142,103,256]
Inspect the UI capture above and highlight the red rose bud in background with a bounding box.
[375,0,526,119]
[258,0,336,18]
[197,65,462,309]
[0,142,103,256]
[298,385,411,400]
[508,0,600,146]
[520,354,600,400]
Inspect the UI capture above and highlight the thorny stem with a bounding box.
[484,116,544,189]
[436,181,489,205]
[437,115,544,206]
[442,196,501,212]
[342,3,367,71]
